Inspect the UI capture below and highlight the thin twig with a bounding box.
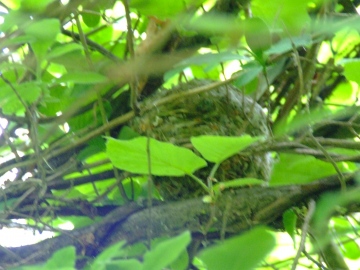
[292,199,316,270]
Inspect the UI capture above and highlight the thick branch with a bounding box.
[0,173,355,268]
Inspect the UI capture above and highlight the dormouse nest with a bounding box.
[130,80,272,200]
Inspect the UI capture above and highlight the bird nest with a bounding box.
[130,80,272,200]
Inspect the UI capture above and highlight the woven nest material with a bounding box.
[131,80,272,200]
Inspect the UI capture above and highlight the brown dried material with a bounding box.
[130,80,272,200]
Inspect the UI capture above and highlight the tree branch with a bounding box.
[0,173,356,268]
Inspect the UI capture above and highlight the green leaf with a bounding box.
[20,0,53,13]
[273,107,356,136]
[198,227,275,270]
[143,231,191,270]
[244,17,271,56]
[283,209,297,247]
[233,63,263,88]
[82,6,101,27]
[106,137,207,176]
[23,19,60,62]
[0,81,42,114]
[265,35,312,55]
[213,178,263,194]
[0,35,36,47]
[118,126,140,140]
[343,59,360,86]
[252,0,310,35]
[191,135,261,163]
[46,43,83,60]
[312,188,360,246]
[105,259,143,270]
[270,154,352,186]
[341,239,360,259]
[24,19,60,42]
[165,52,249,80]
[169,249,189,270]
[130,0,185,19]
[91,241,127,270]
[0,10,29,33]
[56,72,108,84]
[45,246,76,269]
[327,81,355,105]
[183,13,242,38]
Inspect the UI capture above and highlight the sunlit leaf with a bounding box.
[341,239,360,259]
[252,0,310,35]
[199,227,275,270]
[106,137,207,176]
[343,59,360,86]
[191,135,262,163]
[270,154,352,186]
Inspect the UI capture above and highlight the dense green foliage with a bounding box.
[0,0,359,269]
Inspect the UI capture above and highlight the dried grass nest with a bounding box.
[130,80,272,200]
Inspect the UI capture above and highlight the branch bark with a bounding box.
[0,173,355,268]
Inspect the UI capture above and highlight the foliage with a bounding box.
[0,0,359,269]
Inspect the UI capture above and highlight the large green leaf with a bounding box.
[270,153,352,186]
[252,0,310,35]
[143,231,191,270]
[191,135,261,163]
[106,137,207,176]
[198,227,275,270]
